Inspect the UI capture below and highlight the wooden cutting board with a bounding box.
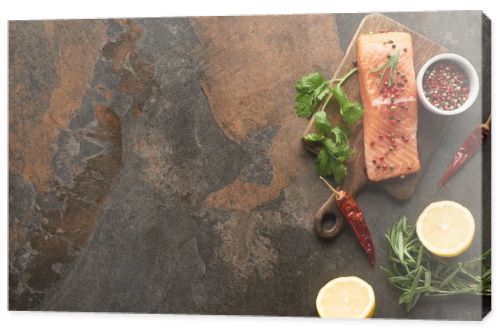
[303,13,450,200]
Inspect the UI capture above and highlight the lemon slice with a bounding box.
[416,201,475,257]
[316,276,375,318]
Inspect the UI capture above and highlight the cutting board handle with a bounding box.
[313,174,367,239]
[313,194,344,239]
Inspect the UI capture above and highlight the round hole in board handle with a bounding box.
[321,213,338,232]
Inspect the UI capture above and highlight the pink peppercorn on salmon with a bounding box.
[357,32,420,182]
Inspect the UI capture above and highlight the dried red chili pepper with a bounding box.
[320,177,376,268]
[438,114,491,188]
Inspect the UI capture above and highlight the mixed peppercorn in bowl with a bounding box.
[416,53,479,116]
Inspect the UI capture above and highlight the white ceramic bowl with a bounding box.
[416,53,479,116]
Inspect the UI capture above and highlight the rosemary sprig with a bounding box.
[382,216,491,312]
[370,49,400,86]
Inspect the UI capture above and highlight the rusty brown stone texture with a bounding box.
[191,15,342,212]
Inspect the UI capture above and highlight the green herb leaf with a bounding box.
[296,72,327,93]
[382,216,492,312]
[315,147,346,184]
[370,50,400,86]
[295,94,315,118]
[307,112,352,184]
[331,126,349,145]
[323,134,350,159]
[340,101,364,126]
[314,81,330,100]
[331,85,363,126]
[294,68,362,184]
[295,73,329,118]
[303,133,325,142]
[331,85,349,106]
[321,138,339,156]
[315,147,332,176]
[332,163,348,184]
[314,111,332,136]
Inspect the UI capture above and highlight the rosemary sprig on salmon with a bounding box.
[370,49,400,86]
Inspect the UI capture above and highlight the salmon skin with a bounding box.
[357,32,420,182]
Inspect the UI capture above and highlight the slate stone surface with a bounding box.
[9,11,490,319]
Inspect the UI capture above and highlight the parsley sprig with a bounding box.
[303,111,351,183]
[382,216,491,312]
[295,73,331,118]
[295,68,362,184]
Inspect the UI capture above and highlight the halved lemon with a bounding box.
[416,201,475,257]
[316,276,375,318]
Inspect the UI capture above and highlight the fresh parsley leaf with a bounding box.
[295,73,329,118]
[333,163,348,184]
[330,126,349,146]
[322,137,349,158]
[295,94,315,118]
[315,146,349,184]
[331,85,349,106]
[314,81,330,100]
[331,85,363,126]
[340,101,363,126]
[314,111,332,136]
[295,68,361,184]
[315,147,334,177]
[321,138,337,155]
[312,127,351,184]
[303,133,325,142]
[296,72,327,93]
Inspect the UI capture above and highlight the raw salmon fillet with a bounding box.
[357,32,420,182]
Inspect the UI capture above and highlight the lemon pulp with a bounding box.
[316,276,375,318]
[416,200,475,257]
